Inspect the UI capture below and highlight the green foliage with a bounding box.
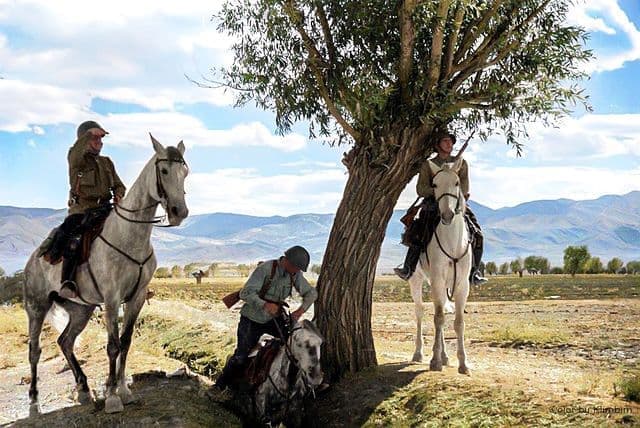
[184,263,201,274]
[584,257,604,274]
[616,372,640,403]
[310,264,322,275]
[524,255,550,274]
[154,267,171,279]
[550,267,564,274]
[606,257,624,274]
[626,260,640,274]
[236,264,252,277]
[485,261,497,275]
[510,258,523,275]
[0,266,5,278]
[0,270,24,304]
[216,0,591,153]
[499,262,509,275]
[563,246,590,277]
[171,265,184,278]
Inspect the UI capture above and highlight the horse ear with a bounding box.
[177,140,185,155]
[428,159,441,175]
[452,157,463,173]
[303,319,324,342]
[150,133,164,154]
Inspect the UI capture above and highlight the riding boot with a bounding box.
[469,243,488,285]
[59,235,81,299]
[394,245,421,281]
[215,356,245,391]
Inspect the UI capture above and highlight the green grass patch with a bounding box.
[616,372,640,403]
[481,322,570,347]
[135,312,235,379]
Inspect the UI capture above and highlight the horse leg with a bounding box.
[408,259,425,362]
[116,291,146,405]
[455,283,471,375]
[440,325,449,367]
[103,302,123,413]
[430,282,446,371]
[26,301,50,403]
[56,301,94,402]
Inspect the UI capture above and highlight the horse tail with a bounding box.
[45,302,69,334]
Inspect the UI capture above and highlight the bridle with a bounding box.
[113,152,188,226]
[431,169,470,301]
[85,149,188,305]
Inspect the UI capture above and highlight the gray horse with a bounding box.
[23,135,189,413]
[236,319,324,427]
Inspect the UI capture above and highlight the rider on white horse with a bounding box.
[214,246,318,393]
[395,132,488,285]
[43,120,126,300]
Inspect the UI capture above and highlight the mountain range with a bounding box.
[1,192,639,274]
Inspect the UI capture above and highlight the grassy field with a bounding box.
[150,274,640,304]
[2,274,639,426]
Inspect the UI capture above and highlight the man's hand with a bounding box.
[264,302,280,316]
[291,308,304,322]
[85,128,107,138]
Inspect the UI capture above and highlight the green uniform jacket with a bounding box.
[416,155,469,199]
[68,134,126,215]
[239,258,318,324]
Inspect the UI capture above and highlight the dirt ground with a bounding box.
[1,299,638,426]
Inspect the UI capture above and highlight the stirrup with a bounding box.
[393,267,412,281]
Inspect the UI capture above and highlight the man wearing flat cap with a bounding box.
[54,120,126,299]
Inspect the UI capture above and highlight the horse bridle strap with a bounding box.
[94,234,154,303]
[433,227,471,301]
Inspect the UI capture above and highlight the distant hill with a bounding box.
[1,192,639,274]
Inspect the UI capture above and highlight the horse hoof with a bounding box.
[429,360,443,371]
[104,395,124,413]
[75,389,93,405]
[28,389,38,404]
[119,390,137,405]
[411,353,423,363]
[458,366,471,376]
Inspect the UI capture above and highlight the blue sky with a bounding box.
[0,0,639,216]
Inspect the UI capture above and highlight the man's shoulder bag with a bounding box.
[222,260,279,309]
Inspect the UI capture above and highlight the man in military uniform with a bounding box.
[214,245,318,391]
[55,120,126,299]
[394,133,487,285]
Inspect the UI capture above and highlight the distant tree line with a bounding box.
[483,246,639,277]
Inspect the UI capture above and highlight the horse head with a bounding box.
[428,157,465,225]
[149,134,189,226]
[290,319,324,388]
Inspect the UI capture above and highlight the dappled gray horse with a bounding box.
[407,158,472,375]
[23,135,188,413]
[238,319,324,427]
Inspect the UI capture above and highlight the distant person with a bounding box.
[394,132,487,285]
[44,121,126,299]
[214,246,318,391]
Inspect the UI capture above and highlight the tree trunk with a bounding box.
[314,130,428,381]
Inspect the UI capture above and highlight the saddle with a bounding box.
[39,207,110,265]
[243,338,283,388]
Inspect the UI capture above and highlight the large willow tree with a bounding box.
[215,0,591,380]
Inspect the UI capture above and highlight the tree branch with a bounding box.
[453,0,503,65]
[441,1,466,81]
[398,0,418,103]
[450,0,551,91]
[283,0,361,141]
[424,0,453,91]
[315,2,337,66]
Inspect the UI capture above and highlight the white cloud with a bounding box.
[98,114,307,151]
[568,0,640,72]
[0,0,232,131]
[31,125,44,135]
[185,168,347,216]
[27,139,36,147]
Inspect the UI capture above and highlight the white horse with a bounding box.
[23,135,189,413]
[237,319,324,427]
[407,158,472,375]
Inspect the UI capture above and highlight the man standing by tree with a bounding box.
[394,133,487,285]
[214,246,318,391]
